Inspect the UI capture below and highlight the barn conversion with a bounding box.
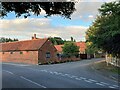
[0,34,58,64]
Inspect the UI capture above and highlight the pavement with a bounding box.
[2,58,120,89]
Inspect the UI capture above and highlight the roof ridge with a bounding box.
[1,38,48,44]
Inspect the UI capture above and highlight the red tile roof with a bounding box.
[75,42,86,53]
[0,38,48,52]
[54,42,86,53]
[54,45,64,53]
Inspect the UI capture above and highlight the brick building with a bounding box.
[54,42,86,61]
[0,34,58,64]
[55,42,86,54]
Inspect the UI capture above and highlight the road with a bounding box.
[2,58,120,89]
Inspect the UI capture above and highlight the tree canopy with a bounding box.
[0,37,19,43]
[1,2,76,19]
[86,1,120,57]
[62,42,79,57]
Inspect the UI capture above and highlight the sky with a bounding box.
[0,0,116,41]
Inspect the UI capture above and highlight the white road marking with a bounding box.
[100,82,109,85]
[96,83,105,86]
[79,77,86,80]
[112,85,119,87]
[40,70,47,72]
[64,74,69,76]
[60,74,66,76]
[27,69,118,89]
[49,71,54,74]
[20,76,46,88]
[3,63,30,66]
[84,80,93,83]
[3,70,14,75]
[71,75,78,78]
[53,72,58,74]
[75,78,82,80]
[88,79,97,82]
[109,86,116,88]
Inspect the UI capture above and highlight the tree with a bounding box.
[1,2,76,19]
[0,37,19,43]
[49,37,64,45]
[62,42,79,57]
[86,1,120,57]
[71,36,73,42]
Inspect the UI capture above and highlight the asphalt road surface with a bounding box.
[2,58,120,89]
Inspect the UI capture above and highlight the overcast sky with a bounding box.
[0,0,116,41]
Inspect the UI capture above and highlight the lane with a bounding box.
[2,70,44,88]
[2,58,120,89]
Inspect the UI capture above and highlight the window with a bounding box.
[46,52,50,58]
[10,52,13,54]
[20,51,23,54]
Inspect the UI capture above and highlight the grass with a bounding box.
[94,61,120,75]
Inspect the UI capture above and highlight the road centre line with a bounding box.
[112,85,119,87]
[84,80,93,83]
[79,77,86,80]
[20,76,46,88]
[3,70,14,75]
[88,79,97,82]
[99,82,109,85]
[75,78,82,80]
[96,83,105,86]
[109,86,117,88]
[29,69,119,89]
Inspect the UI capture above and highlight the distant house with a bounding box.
[55,42,86,54]
[55,42,87,60]
[75,42,86,54]
[0,34,58,64]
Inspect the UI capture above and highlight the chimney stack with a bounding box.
[32,34,37,39]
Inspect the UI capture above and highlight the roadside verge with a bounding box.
[90,59,120,83]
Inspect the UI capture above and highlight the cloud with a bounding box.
[0,18,88,41]
[71,2,103,20]
[71,0,115,21]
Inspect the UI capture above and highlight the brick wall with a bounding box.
[58,56,80,62]
[38,40,58,64]
[0,51,38,64]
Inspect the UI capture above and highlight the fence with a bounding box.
[106,54,120,67]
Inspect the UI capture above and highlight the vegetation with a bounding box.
[1,2,75,19]
[49,37,64,45]
[93,61,120,75]
[49,36,76,45]
[86,1,120,58]
[0,37,18,43]
[62,42,79,57]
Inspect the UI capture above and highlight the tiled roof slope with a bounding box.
[54,45,64,52]
[0,38,48,52]
[55,42,86,53]
[75,42,86,53]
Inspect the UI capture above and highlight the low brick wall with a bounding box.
[0,51,38,64]
[58,56,80,62]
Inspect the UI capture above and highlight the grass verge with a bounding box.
[93,60,120,75]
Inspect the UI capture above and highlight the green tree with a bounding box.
[71,36,73,42]
[62,42,79,57]
[1,2,75,19]
[0,37,19,43]
[49,37,64,45]
[86,1,120,57]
